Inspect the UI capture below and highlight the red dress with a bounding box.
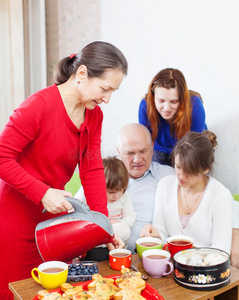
[0,84,108,299]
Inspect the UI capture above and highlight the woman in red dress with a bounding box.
[0,41,128,299]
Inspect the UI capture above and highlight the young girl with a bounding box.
[103,156,136,244]
[139,68,207,166]
[75,156,136,245]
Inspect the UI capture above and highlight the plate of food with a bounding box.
[33,268,164,299]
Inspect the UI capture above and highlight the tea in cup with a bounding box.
[31,261,68,290]
[163,235,194,257]
[142,249,174,278]
[109,249,132,271]
[136,237,162,258]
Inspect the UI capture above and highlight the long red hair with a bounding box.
[145,68,199,143]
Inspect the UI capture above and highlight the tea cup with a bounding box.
[31,261,68,290]
[142,249,174,278]
[136,237,163,258]
[109,249,132,271]
[163,235,194,257]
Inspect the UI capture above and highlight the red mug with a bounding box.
[163,235,194,257]
[109,249,132,271]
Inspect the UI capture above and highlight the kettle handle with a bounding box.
[42,196,90,214]
[65,196,91,214]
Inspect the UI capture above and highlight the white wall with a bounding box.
[100,0,239,193]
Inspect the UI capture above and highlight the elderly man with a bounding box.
[117,123,174,252]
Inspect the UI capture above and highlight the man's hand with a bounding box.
[231,228,239,268]
[41,188,73,214]
[140,224,160,238]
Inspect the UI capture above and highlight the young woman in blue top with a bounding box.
[138,68,207,166]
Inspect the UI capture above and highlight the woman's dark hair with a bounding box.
[54,41,128,84]
[103,156,129,193]
[172,130,218,174]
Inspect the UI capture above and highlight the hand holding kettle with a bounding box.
[41,188,73,214]
[36,197,116,261]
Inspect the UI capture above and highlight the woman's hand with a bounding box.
[41,188,73,214]
[106,235,125,251]
[140,224,160,238]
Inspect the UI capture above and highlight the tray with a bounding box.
[32,275,164,300]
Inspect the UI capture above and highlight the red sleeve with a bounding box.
[79,108,108,216]
[0,95,50,204]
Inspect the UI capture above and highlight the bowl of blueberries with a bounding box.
[67,261,99,282]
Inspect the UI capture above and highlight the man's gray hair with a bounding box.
[117,123,152,149]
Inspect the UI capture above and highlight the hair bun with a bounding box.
[203,130,218,148]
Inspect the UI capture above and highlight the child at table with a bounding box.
[75,156,136,245]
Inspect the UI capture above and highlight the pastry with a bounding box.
[62,286,83,298]
[61,283,73,292]
[72,290,89,299]
[42,292,61,300]
[87,281,119,299]
[117,276,146,294]
[38,289,49,299]
[88,274,114,290]
[90,296,110,300]
[114,288,145,300]
[115,268,142,285]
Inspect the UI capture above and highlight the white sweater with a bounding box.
[153,175,233,254]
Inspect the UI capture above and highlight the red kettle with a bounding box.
[35,197,114,262]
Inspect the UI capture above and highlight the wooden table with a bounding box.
[9,254,239,300]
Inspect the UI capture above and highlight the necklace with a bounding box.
[181,187,203,215]
[180,175,208,215]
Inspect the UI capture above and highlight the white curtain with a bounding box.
[0,0,12,131]
[0,0,46,132]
